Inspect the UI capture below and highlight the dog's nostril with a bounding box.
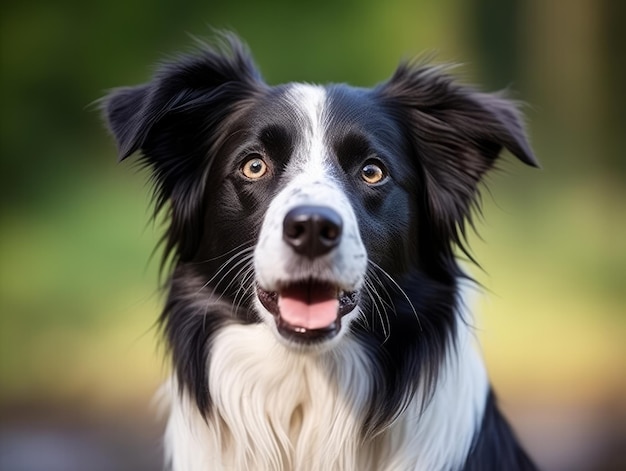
[321,224,339,242]
[285,222,306,240]
[283,206,343,258]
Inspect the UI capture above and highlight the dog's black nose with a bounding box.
[283,205,343,258]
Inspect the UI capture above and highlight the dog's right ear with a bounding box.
[105,84,151,161]
[103,35,264,163]
[102,35,265,262]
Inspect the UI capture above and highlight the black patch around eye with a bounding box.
[259,125,293,162]
[335,133,372,162]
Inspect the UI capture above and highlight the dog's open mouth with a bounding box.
[257,281,358,342]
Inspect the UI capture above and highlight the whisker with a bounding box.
[198,254,255,329]
[368,261,423,331]
[364,277,390,341]
[217,255,254,293]
[192,245,256,328]
[193,239,256,264]
[197,247,255,294]
[366,268,397,315]
[208,253,255,303]
[232,266,256,315]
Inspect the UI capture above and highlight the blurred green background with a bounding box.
[1,0,625,470]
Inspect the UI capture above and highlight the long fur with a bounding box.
[104,34,539,470]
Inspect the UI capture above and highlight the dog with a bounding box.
[104,34,539,470]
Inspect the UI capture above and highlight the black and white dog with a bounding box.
[104,35,539,470]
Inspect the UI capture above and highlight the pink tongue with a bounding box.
[278,284,339,330]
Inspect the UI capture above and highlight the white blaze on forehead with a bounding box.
[284,84,328,177]
[254,82,367,298]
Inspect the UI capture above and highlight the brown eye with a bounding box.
[361,162,386,185]
[241,156,269,180]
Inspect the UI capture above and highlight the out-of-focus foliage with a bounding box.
[1,1,625,470]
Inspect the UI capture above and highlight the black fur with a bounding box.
[463,391,538,470]
[104,34,538,469]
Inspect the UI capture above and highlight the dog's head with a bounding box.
[104,36,537,350]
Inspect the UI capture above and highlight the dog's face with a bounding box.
[105,38,536,350]
[244,84,417,347]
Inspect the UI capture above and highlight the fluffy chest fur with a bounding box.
[164,311,488,471]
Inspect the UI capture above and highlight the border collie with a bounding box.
[104,34,539,470]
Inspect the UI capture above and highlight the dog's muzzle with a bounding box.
[257,205,359,343]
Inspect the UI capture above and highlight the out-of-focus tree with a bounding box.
[465,0,624,177]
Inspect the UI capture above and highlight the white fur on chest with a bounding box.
[164,312,488,471]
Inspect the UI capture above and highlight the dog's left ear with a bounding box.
[377,64,538,236]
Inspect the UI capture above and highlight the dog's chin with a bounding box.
[256,280,359,346]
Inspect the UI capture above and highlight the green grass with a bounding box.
[0,166,165,404]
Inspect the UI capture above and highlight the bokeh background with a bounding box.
[1,1,625,470]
